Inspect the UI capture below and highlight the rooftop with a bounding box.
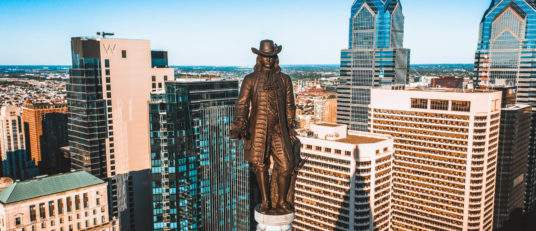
[0,171,104,204]
[377,86,498,94]
[337,133,385,145]
[300,123,388,144]
[314,122,340,127]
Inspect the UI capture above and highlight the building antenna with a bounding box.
[96,32,115,38]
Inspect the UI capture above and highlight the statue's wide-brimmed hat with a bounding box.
[252,40,282,57]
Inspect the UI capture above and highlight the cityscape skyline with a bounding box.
[3,0,536,230]
[1,0,490,66]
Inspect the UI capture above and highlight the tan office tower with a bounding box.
[369,88,502,231]
[68,36,174,231]
[293,122,394,231]
[322,97,338,124]
[21,100,67,164]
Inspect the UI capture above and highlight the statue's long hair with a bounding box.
[254,55,281,73]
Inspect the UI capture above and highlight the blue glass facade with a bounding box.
[474,0,536,214]
[1,150,38,180]
[338,0,410,131]
[149,80,250,231]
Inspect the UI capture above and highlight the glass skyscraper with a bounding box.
[149,80,250,231]
[474,0,536,213]
[338,0,410,131]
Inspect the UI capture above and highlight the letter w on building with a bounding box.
[103,44,116,54]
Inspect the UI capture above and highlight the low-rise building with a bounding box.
[0,171,117,231]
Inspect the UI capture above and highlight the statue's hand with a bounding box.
[229,128,243,140]
[230,119,249,140]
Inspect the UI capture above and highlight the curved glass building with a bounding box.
[474,0,536,216]
[337,0,410,132]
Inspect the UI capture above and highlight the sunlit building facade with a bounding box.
[474,0,536,213]
[293,122,393,231]
[369,88,502,231]
[0,171,118,231]
[338,0,410,131]
[0,106,38,180]
[68,37,174,230]
[149,80,249,231]
[21,100,67,165]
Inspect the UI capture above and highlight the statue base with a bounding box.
[254,204,294,231]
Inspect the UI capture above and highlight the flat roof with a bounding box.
[336,134,385,145]
[314,122,341,127]
[376,86,498,94]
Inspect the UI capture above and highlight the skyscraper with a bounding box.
[21,100,67,165]
[369,87,502,231]
[0,105,38,180]
[293,123,393,231]
[494,104,531,229]
[149,80,250,231]
[68,36,174,230]
[338,0,410,131]
[474,0,536,213]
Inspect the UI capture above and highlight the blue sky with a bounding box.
[0,0,491,65]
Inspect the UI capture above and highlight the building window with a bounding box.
[105,59,110,68]
[152,83,156,88]
[152,76,156,81]
[430,99,449,110]
[30,205,36,221]
[122,50,127,58]
[335,149,342,154]
[164,75,168,81]
[452,100,471,112]
[39,203,46,219]
[411,98,428,109]
[106,77,110,83]
[83,193,89,208]
[67,197,72,212]
[315,146,322,151]
[58,199,63,214]
[345,151,351,156]
[324,148,332,153]
[15,217,21,226]
[105,69,110,75]
[96,197,100,205]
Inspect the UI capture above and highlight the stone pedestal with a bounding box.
[254,205,294,231]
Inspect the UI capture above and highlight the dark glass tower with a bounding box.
[149,80,250,231]
[496,104,531,229]
[68,38,108,178]
[474,0,536,213]
[338,0,410,131]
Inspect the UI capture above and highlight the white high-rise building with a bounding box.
[293,122,393,231]
[369,87,502,231]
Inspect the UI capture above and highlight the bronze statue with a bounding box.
[230,40,300,215]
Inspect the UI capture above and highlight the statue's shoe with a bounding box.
[271,203,293,215]
[258,202,271,214]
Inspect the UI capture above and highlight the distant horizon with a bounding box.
[0,63,475,67]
